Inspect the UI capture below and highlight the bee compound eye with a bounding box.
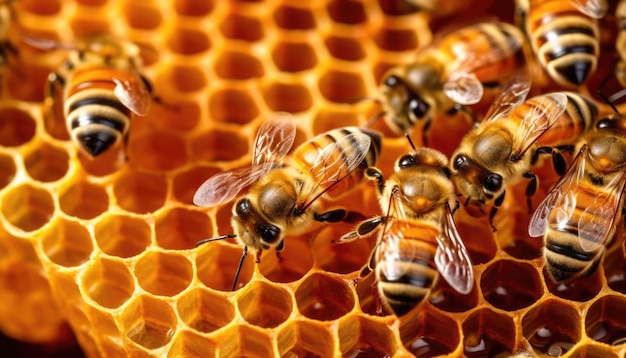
[398,154,415,168]
[235,198,252,217]
[409,96,430,119]
[384,74,399,87]
[453,155,467,170]
[485,174,502,192]
[260,225,281,245]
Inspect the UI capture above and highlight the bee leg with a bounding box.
[140,74,178,111]
[365,167,385,194]
[421,119,431,147]
[523,170,538,213]
[489,191,506,232]
[275,240,284,263]
[255,248,262,264]
[314,208,359,223]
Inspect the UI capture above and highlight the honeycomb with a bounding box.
[1,0,626,357]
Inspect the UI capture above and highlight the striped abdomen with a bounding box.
[535,92,596,147]
[291,127,381,198]
[435,22,524,83]
[375,221,438,316]
[543,183,613,281]
[64,67,132,157]
[525,0,599,86]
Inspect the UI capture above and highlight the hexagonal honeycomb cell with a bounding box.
[3,0,626,357]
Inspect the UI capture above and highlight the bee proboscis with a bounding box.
[194,113,381,290]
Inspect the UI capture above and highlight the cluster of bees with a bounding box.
[2,0,625,323]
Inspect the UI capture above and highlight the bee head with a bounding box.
[451,153,503,206]
[381,74,432,131]
[232,198,283,249]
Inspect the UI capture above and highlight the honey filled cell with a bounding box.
[2,0,626,357]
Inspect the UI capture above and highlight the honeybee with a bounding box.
[516,0,608,87]
[337,142,473,316]
[450,77,597,226]
[193,113,381,291]
[380,21,524,137]
[40,36,154,158]
[529,103,626,282]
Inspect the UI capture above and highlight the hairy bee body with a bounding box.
[290,127,381,199]
[517,0,607,87]
[530,113,626,282]
[47,37,152,157]
[340,147,473,316]
[381,21,524,134]
[194,115,381,289]
[451,88,596,210]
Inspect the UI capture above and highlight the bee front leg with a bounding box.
[365,167,385,194]
[314,209,365,223]
[489,191,506,232]
[275,240,284,263]
[523,170,538,213]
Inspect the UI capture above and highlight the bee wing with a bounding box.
[298,133,371,210]
[511,93,568,159]
[571,0,608,18]
[435,205,474,294]
[113,76,152,116]
[442,71,484,105]
[192,162,275,207]
[379,191,415,281]
[528,146,587,237]
[252,112,296,167]
[483,74,532,122]
[577,168,626,251]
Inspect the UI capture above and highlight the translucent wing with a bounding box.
[577,167,626,251]
[298,133,371,210]
[483,73,532,122]
[378,188,415,281]
[252,112,296,167]
[192,162,275,207]
[511,93,567,159]
[435,205,474,294]
[528,146,587,237]
[113,76,151,116]
[443,72,483,105]
[571,0,607,18]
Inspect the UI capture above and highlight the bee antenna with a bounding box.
[364,111,387,128]
[195,234,237,247]
[404,132,417,151]
[345,96,382,105]
[597,90,620,114]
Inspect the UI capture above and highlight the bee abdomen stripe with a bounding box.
[538,26,595,42]
[545,44,595,61]
[68,96,129,115]
[545,241,594,262]
[71,114,125,132]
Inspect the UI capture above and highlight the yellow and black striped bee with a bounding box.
[42,36,154,158]
[529,97,626,282]
[379,21,525,139]
[337,142,473,316]
[450,76,597,226]
[193,113,381,290]
[516,0,608,87]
